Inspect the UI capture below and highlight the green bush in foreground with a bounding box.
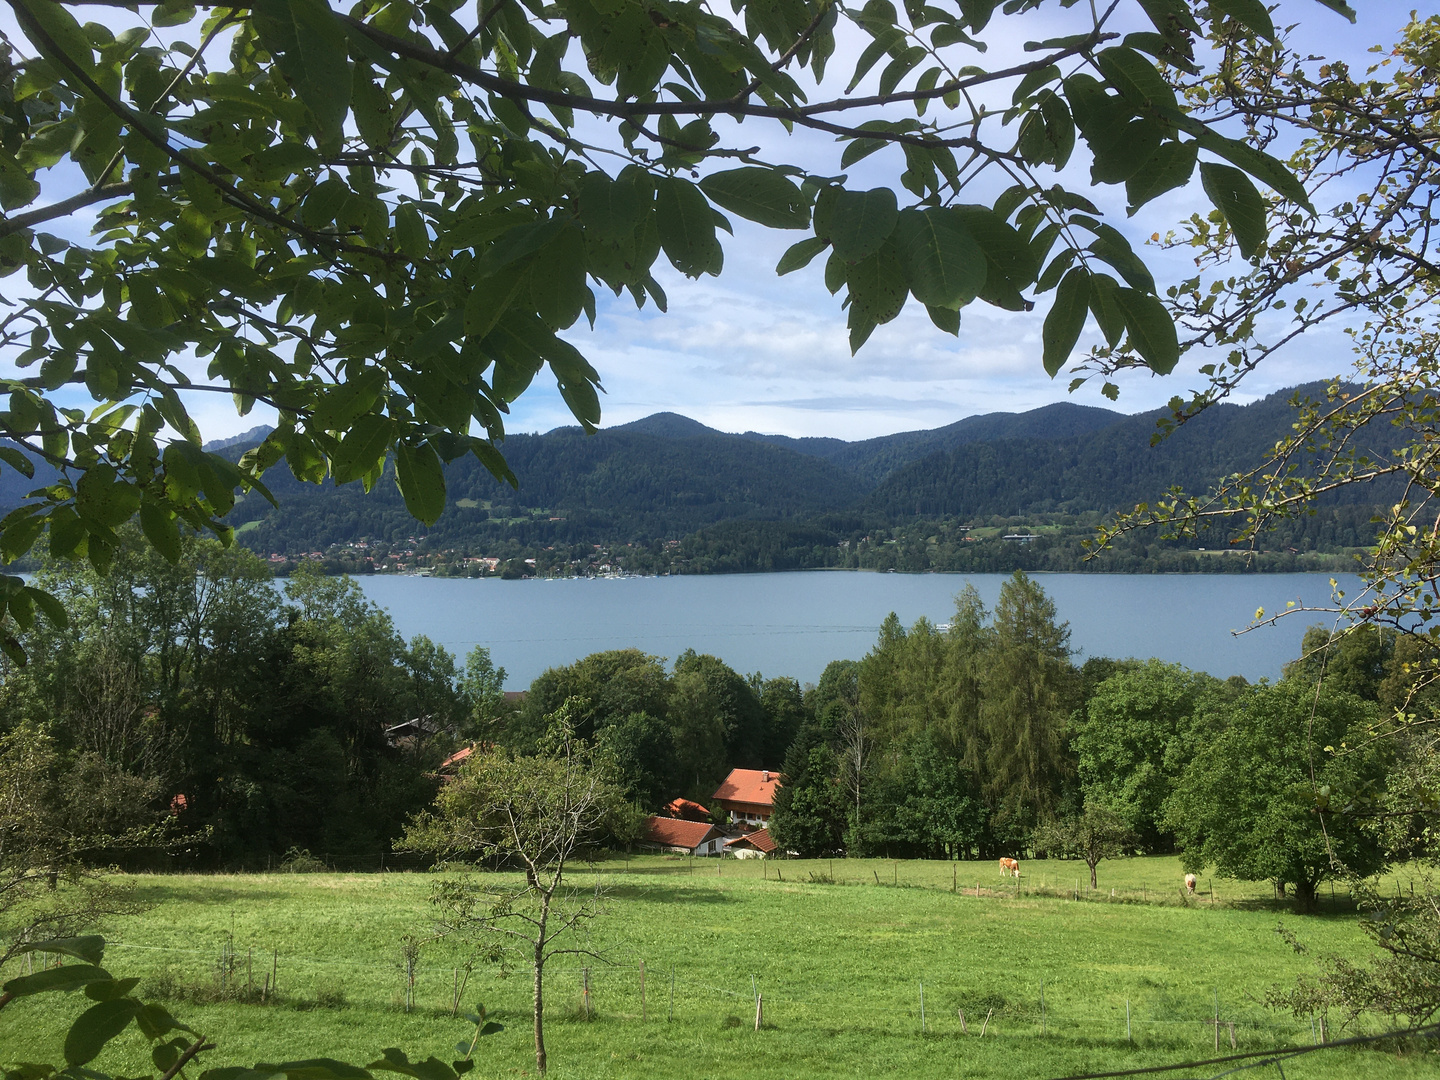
[0,936,501,1080]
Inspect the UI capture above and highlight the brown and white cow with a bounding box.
[999,857,1020,879]
[1184,873,1197,895]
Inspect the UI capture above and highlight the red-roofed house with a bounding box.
[711,768,781,828]
[639,816,726,856]
[662,797,711,822]
[725,828,778,859]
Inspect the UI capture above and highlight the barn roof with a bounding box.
[438,745,474,771]
[725,828,778,854]
[641,817,722,850]
[663,797,711,821]
[711,768,781,807]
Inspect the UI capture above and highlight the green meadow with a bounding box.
[2,856,1435,1080]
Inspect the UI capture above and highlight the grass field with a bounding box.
[2,855,1436,1079]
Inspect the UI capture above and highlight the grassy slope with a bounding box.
[2,856,1434,1080]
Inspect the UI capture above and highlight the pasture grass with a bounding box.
[2,855,1436,1080]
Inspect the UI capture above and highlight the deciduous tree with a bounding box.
[1164,680,1390,908]
[0,0,1342,660]
[403,707,630,1074]
[1034,799,1135,889]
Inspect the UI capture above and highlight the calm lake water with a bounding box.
[349,571,1363,689]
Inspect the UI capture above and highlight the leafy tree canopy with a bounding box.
[1164,678,1390,907]
[0,0,1341,658]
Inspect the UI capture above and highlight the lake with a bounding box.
[348,571,1362,688]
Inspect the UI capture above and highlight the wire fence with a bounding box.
[5,936,1367,1053]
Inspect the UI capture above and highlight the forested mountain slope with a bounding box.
[1,384,1387,561]
[229,382,1389,553]
[743,401,1126,483]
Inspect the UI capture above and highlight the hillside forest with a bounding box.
[0,384,1386,579]
[1,531,1426,908]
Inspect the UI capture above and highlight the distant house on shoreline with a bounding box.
[711,768,780,828]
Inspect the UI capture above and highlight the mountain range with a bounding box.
[0,383,1394,561]
[218,381,1393,555]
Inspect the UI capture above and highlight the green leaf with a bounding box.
[1200,162,1267,259]
[464,275,526,341]
[394,442,447,526]
[654,177,721,278]
[65,998,142,1066]
[250,0,353,147]
[136,1001,191,1040]
[3,964,110,998]
[699,168,809,230]
[331,413,394,486]
[1209,0,1276,41]
[1042,268,1089,376]
[12,1,96,80]
[776,237,829,275]
[1088,272,1126,347]
[0,150,40,211]
[311,370,387,433]
[893,208,985,309]
[25,585,67,629]
[847,27,906,93]
[1094,47,1180,119]
[1125,140,1198,211]
[139,495,181,563]
[75,467,140,529]
[576,169,647,242]
[1196,129,1313,211]
[1011,63,1061,106]
[1085,224,1155,293]
[925,304,960,335]
[1038,91,1075,169]
[529,226,589,331]
[1312,0,1356,21]
[1115,287,1179,373]
[828,188,899,263]
[846,244,908,328]
[0,446,35,479]
[84,977,140,1002]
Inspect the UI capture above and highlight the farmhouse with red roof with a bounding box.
[725,828,778,859]
[639,816,726,856]
[711,768,780,828]
[662,797,711,822]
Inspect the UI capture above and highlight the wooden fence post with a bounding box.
[1125,998,1131,1042]
[754,992,763,1031]
[957,1009,966,1034]
[919,981,926,1033]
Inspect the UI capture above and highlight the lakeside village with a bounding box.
[258,526,1089,579]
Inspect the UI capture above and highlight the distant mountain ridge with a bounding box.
[1,386,1394,560]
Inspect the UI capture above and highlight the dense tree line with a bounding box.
[0,532,506,869]
[3,547,1427,908]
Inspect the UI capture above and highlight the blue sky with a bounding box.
[3,1,1418,445]
[479,0,1416,441]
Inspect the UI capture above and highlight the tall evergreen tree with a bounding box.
[978,572,1078,837]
